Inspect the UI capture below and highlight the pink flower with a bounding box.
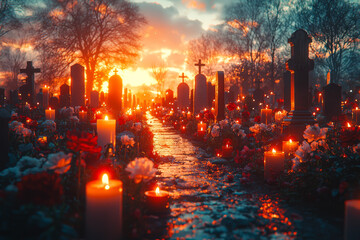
[125,157,157,183]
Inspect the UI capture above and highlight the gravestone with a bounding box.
[190,89,193,112]
[108,72,123,113]
[59,84,70,108]
[128,90,132,109]
[36,89,43,107]
[124,88,128,110]
[0,108,10,169]
[49,96,59,109]
[100,91,105,105]
[19,61,41,106]
[323,76,341,121]
[90,90,99,108]
[283,29,315,140]
[133,95,136,108]
[177,73,189,109]
[193,59,207,114]
[207,81,215,108]
[215,71,225,121]
[165,89,174,107]
[229,85,240,103]
[71,64,85,107]
[283,71,291,111]
[0,88,4,106]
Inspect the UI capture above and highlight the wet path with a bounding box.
[146,113,342,240]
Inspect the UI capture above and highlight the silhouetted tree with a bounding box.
[150,61,168,96]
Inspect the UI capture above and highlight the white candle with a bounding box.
[345,200,360,240]
[261,108,272,124]
[264,148,285,181]
[45,108,55,121]
[86,173,123,240]
[282,139,299,156]
[97,116,116,149]
[43,85,49,109]
[79,110,87,122]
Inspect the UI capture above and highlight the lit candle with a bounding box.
[197,121,206,136]
[45,107,55,121]
[282,139,299,156]
[352,107,360,125]
[43,85,49,109]
[221,142,233,158]
[275,110,286,123]
[187,111,192,119]
[261,107,272,124]
[345,200,360,240]
[264,148,285,181]
[211,107,215,115]
[97,115,116,148]
[86,173,123,240]
[144,186,169,214]
[79,110,87,122]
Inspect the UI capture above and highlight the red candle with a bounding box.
[221,143,233,158]
[145,187,169,214]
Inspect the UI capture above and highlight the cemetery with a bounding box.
[0,0,359,239]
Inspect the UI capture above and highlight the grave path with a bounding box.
[146,113,342,240]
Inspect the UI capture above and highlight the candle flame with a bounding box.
[272,148,276,154]
[105,115,109,120]
[347,122,351,128]
[226,144,229,148]
[49,107,51,110]
[289,139,292,143]
[155,186,160,196]
[356,107,359,110]
[201,127,203,131]
[102,173,109,185]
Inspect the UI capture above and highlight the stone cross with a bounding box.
[179,73,188,83]
[20,61,40,106]
[195,59,205,75]
[114,68,118,75]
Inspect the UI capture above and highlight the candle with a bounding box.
[221,143,233,158]
[261,108,272,124]
[197,121,206,136]
[211,107,215,115]
[264,148,285,181]
[45,107,55,121]
[97,115,116,148]
[282,139,299,156]
[345,200,360,240]
[275,110,286,123]
[79,110,87,122]
[43,85,49,109]
[86,173,123,240]
[145,186,169,214]
[187,111,192,119]
[352,107,360,125]
[181,125,186,133]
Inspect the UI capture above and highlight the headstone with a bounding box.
[177,73,190,110]
[283,29,315,140]
[283,71,291,111]
[207,81,215,108]
[59,84,70,108]
[0,88,4,107]
[193,59,207,114]
[323,75,341,121]
[215,71,225,121]
[100,91,105,105]
[128,90,132,109]
[108,73,123,113]
[124,88,128,110]
[90,90,99,108]
[165,89,174,107]
[133,95,136,108]
[19,61,40,106]
[229,85,240,103]
[49,96,59,109]
[0,108,10,169]
[71,64,85,107]
[190,89,193,112]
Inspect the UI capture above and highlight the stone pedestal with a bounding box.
[71,64,85,107]
[323,83,341,121]
[193,74,207,115]
[108,74,123,113]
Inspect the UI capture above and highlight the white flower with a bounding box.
[59,107,74,118]
[16,156,43,171]
[294,141,311,160]
[21,127,32,137]
[310,140,328,151]
[70,116,79,123]
[9,120,23,131]
[0,167,21,179]
[44,151,72,174]
[232,124,245,138]
[42,120,56,132]
[353,143,360,153]
[249,123,268,134]
[303,124,328,143]
[125,157,157,183]
[133,122,142,132]
[121,135,135,147]
[291,157,301,171]
[211,124,220,138]
[219,119,229,129]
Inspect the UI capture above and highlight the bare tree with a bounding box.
[34,0,146,95]
[150,61,168,96]
[0,0,22,38]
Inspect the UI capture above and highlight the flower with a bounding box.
[20,127,32,137]
[17,156,43,171]
[303,124,328,142]
[16,172,63,206]
[219,119,229,129]
[125,157,157,183]
[211,124,220,138]
[121,134,135,147]
[232,124,245,138]
[41,120,56,132]
[59,107,74,118]
[227,102,237,111]
[132,122,142,132]
[310,140,328,151]
[70,116,79,123]
[44,152,73,174]
[249,123,268,134]
[294,141,311,160]
[67,131,101,153]
[9,120,23,131]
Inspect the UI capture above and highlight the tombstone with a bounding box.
[283,29,315,140]
[323,78,341,121]
[165,89,174,107]
[133,95,136,108]
[71,64,85,107]
[59,84,70,108]
[36,89,43,107]
[190,89,193,112]
[9,90,19,106]
[49,96,59,109]
[90,90,99,108]
[229,85,240,103]
[207,81,215,108]
[0,108,10,169]
[193,59,207,114]
[0,88,4,107]
[100,91,105,105]
[215,71,225,121]
[108,72,123,113]
[128,90,132,109]
[283,71,291,111]
[19,61,41,106]
[124,88,128,110]
[177,73,190,109]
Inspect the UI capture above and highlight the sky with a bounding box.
[119,0,230,91]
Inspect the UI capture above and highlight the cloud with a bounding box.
[180,0,216,11]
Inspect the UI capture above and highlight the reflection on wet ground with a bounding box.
[146,113,341,240]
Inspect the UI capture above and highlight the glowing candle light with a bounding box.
[352,107,360,125]
[43,85,49,109]
[345,200,360,240]
[282,138,299,156]
[264,148,285,181]
[97,115,116,149]
[261,107,272,124]
[187,111,192,119]
[45,107,55,121]
[221,140,233,158]
[144,186,170,214]
[197,121,206,136]
[79,110,87,122]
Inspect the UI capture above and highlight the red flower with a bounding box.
[254,116,261,123]
[67,131,102,153]
[17,172,63,206]
[227,102,237,111]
